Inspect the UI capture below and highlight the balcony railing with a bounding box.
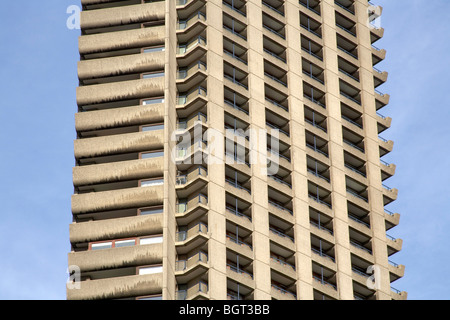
[340,91,361,105]
[299,0,321,16]
[176,193,208,213]
[347,189,368,203]
[223,0,246,17]
[226,205,252,222]
[337,45,358,59]
[262,1,285,16]
[177,36,207,55]
[302,47,323,61]
[177,11,206,31]
[335,1,355,14]
[308,194,332,209]
[336,23,356,37]
[265,72,288,87]
[224,99,249,115]
[265,96,288,111]
[311,248,335,263]
[223,25,247,41]
[310,220,333,235]
[268,200,293,215]
[263,48,287,63]
[226,178,251,194]
[176,222,208,242]
[226,235,253,251]
[344,164,366,177]
[339,68,359,82]
[175,251,208,272]
[176,281,208,300]
[304,94,326,108]
[350,240,373,255]
[177,61,207,80]
[343,139,365,153]
[303,70,325,84]
[269,175,292,189]
[267,122,290,137]
[306,143,329,158]
[300,25,322,38]
[224,49,248,65]
[263,24,286,40]
[224,74,249,90]
[269,227,295,243]
[270,256,296,270]
[305,118,327,133]
[307,168,330,183]
[226,263,254,280]
[348,214,370,228]
[313,275,337,291]
[271,284,297,299]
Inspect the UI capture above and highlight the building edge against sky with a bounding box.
[67,0,406,300]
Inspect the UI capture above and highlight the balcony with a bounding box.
[177,36,207,66]
[175,251,209,283]
[175,222,209,255]
[176,193,209,225]
[80,2,166,30]
[262,0,285,17]
[299,0,321,16]
[176,281,209,300]
[67,272,162,300]
[176,86,207,118]
[271,283,297,300]
[223,0,247,17]
[79,25,165,56]
[177,11,207,43]
[334,0,355,15]
[176,61,207,92]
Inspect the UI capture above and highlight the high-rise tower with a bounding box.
[68,0,406,300]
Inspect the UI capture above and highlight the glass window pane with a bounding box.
[140,236,163,245]
[137,295,163,300]
[141,179,164,187]
[139,266,163,275]
[142,124,164,131]
[144,46,165,53]
[91,242,112,250]
[115,240,135,248]
[140,208,163,215]
[141,151,164,159]
[143,72,164,79]
[143,98,164,105]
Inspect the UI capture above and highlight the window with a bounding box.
[141,178,164,187]
[139,207,163,215]
[142,98,164,105]
[115,239,136,248]
[139,266,163,275]
[143,72,164,79]
[140,151,164,159]
[142,124,164,131]
[91,242,112,250]
[143,46,165,53]
[137,295,163,300]
[140,236,163,245]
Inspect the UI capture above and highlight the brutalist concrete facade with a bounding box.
[68,0,406,300]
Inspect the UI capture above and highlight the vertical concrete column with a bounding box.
[355,0,391,300]
[162,0,178,300]
[247,0,272,300]
[206,0,228,300]
[321,0,354,300]
[285,0,314,300]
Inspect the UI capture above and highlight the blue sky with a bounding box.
[0,0,448,300]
